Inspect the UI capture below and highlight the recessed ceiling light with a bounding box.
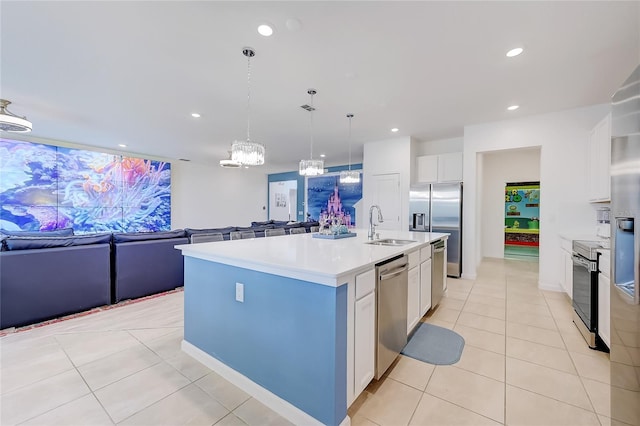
[506,47,523,57]
[191,113,201,118]
[320,154,326,158]
[507,105,519,111]
[258,24,273,37]
[118,144,127,148]
[391,128,399,133]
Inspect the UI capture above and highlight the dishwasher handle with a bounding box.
[379,263,408,281]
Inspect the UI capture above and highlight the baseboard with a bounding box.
[538,281,563,292]
[182,340,349,426]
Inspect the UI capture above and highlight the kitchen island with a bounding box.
[176,229,448,426]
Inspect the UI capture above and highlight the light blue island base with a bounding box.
[182,256,349,426]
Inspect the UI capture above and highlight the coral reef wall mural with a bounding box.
[0,139,171,233]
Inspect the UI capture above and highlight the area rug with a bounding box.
[401,322,465,365]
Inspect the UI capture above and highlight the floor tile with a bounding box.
[506,310,558,330]
[506,357,593,410]
[120,383,229,426]
[425,366,504,423]
[570,351,611,384]
[454,345,505,381]
[409,393,501,426]
[461,301,505,320]
[446,279,474,294]
[214,413,248,426]
[233,398,294,426]
[506,300,552,317]
[143,329,184,360]
[610,384,640,425]
[457,312,505,335]
[128,327,182,344]
[453,324,505,355]
[387,355,435,391]
[582,377,611,417]
[422,317,455,330]
[20,394,113,426]
[78,344,162,391]
[466,293,506,309]
[356,377,422,426]
[505,336,576,374]
[506,385,600,425]
[598,414,611,426]
[506,322,564,348]
[444,289,469,301]
[0,369,90,425]
[94,362,190,423]
[438,297,465,311]
[164,351,212,382]
[470,285,505,300]
[562,334,603,357]
[55,331,141,366]
[428,307,461,324]
[194,372,251,411]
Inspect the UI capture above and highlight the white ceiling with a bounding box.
[1,1,638,171]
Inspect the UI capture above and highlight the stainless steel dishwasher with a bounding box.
[375,254,408,379]
[431,239,445,308]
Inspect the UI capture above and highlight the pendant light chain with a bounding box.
[309,91,314,160]
[348,114,353,171]
[246,51,251,142]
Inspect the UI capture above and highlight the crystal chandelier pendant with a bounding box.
[339,113,360,184]
[299,89,324,176]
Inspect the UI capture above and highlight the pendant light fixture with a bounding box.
[0,99,32,133]
[219,151,242,168]
[340,113,360,184]
[230,47,265,166]
[299,89,324,176]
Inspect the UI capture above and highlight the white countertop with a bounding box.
[176,229,448,287]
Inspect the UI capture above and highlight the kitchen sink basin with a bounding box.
[364,238,416,246]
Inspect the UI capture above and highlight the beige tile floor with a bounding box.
[0,258,612,425]
[349,258,613,426]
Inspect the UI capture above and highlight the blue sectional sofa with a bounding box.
[0,232,112,329]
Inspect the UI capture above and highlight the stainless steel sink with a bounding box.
[364,238,416,246]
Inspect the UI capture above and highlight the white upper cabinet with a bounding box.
[416,153,463,183]
[588,114,611,202]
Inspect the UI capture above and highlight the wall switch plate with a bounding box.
[235,283,244,302]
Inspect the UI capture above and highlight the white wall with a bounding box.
[362,137,411,231]
[414,137,464,156]
[171,160,268,229]
[463,104,609,289]
[481,148,541,259]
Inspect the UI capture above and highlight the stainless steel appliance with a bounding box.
[431,239,445,307]
[610,64,640,424]
[572,240,607,350]
[409,182,463,277]
[375,254,408,379]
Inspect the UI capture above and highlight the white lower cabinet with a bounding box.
[420,259,432,317]
[407,266,420,335]
[354,269,376,396]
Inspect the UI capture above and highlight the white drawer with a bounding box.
[560,238,572,253]
[599,250,611,279]
[355,269,376,300]
[420,246,431,263]
[408,250,420,269]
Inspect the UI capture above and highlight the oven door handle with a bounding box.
[573,254,596,272]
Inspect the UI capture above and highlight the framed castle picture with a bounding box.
[305,172,363,228]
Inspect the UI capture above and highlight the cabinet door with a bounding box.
[564,251,573,299]
[372,173,402,230]
[598,273,610,348]
[354,291,375,396]
[420,259,432,316]
[438,152,463,182]
[407,266,420,335]
[417,155,438,183]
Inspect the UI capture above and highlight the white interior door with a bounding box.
[372,173,401,230]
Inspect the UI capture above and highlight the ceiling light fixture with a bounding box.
[340,114,360,184]
[257,24,273,37]
[230,47,265,166]
[191,113,201,118]
[0,99,32,132]
[507,105,519,111]
[220,151,242,168]
[118,144,127,148]
[320,154,326,158]
[391,127,399,133]
[506,47,523,57]
[299,89,324,176]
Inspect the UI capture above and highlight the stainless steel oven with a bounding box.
[572,240,607,351]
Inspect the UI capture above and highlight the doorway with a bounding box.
[504,181,540,260]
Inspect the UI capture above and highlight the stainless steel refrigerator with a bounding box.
[409,182,463,277]
[610,64,639,425]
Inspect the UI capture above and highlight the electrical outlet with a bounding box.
[235,283,244,302]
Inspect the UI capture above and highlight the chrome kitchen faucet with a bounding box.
[368,205,384,240]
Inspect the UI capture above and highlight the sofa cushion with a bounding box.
[112,229,186,243]
[4,233,112,251]
[185,227,237,237]
[0,227,74,237]
[250,220,273,227]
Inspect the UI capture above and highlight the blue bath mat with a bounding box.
[401,322,465,365]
